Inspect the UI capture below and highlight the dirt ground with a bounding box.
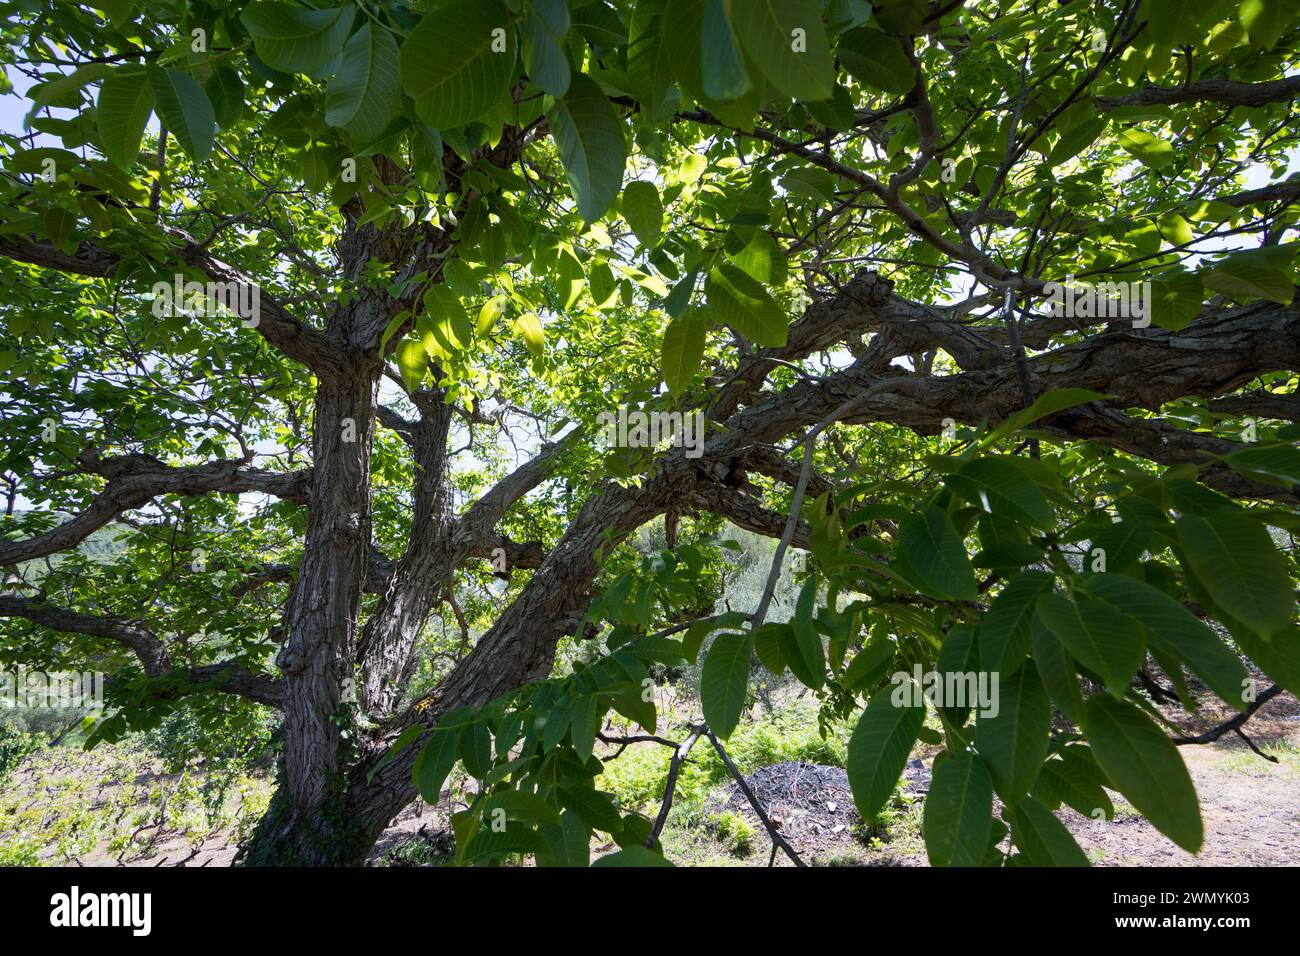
[659,685,1300,867]
[1066,690,1300,867]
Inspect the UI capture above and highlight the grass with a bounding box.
[1218,737,1300,778]
[0,738,272,865]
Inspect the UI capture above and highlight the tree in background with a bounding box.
[1,0,1298,866]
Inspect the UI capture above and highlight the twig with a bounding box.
[750,379,916,628]
[701,726,806,868]
[149,127,168,212]
[645,725,705,847]
[1172,683,1282,762]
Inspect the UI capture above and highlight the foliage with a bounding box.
[0,0,1297,867]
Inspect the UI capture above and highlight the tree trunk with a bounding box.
[242,364,378,865]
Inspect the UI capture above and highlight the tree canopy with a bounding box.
[1,0,1298,866]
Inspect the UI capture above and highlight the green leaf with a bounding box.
[464,826,550,864]
[1009,796,1090,866]
[1117,127,1174,169]
[1150,269,1204,331]
[514,312,546,359]
[837,27,916,94]
[325,23,400,142]
[1176,511,1295,639]
[682,611,747,663]
[240,2,356,74]
[790,576,825,690]
[975,660,1050,804]
[566,695,598,762]
[540,693,574,751]
[752,622,787,675]
[31,62,109,108]
[700,631,753,739]
[846,684,925,821]
[980,388,1110,449]
[540,811,591,867]
[400,0,517,130]
[704,261,788,346]
[923,750,993,867]
[622,180,663,247]
[806,82,857,130]
[700,0,751,100]
[1157,211,1194,247]
[1224,443,1300,490]
[1235,625,1300,700]
[395,337,428,392]
[1200,248,1296,305]
[724,228,786,285]
[1034,746,1114,820]
[1239,0,1300,49]
[97,68,154,168]
[661,311,707,394]
[368,723,425,782]
[205,67,244,129]
[897,506,978,602]
[978,570,1054,674]
[571,1,626,48]
[556,784,623,835]
[773,624,820,689]
[627,0,676,118]
[476,294,507,336]
[1047,114,1106,167]
[524,0,572,97]
[546,72,628,223]
[1084,519,1152,575]
[412,726,458,803]
[1030,615,1084,724]
[483,788,561,827]
[731,0,834,101]
[592,845,674,866]
[1035,593,1145,698]
[423,285,473,354]
[1145,0,1207,46]
[946,456,1053,529]
[1080,695,1202,853]
[458,719,493,778]
[933,625,976,723]
[1078,573,1250,712]
[663,0,715,98]
[148,68,215,163]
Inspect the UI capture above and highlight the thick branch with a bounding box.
[0,595,283,706]
[0,452,309,566]
[0,234,341,372]
[1097,76,1300,110]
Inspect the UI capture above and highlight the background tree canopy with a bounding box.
[0,0,1298,867]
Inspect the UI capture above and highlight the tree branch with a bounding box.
[0,595,283,706]
[1097,76,1300,110]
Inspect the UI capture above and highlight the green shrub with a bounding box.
[712,811,755,856]
[0,722,39,784]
